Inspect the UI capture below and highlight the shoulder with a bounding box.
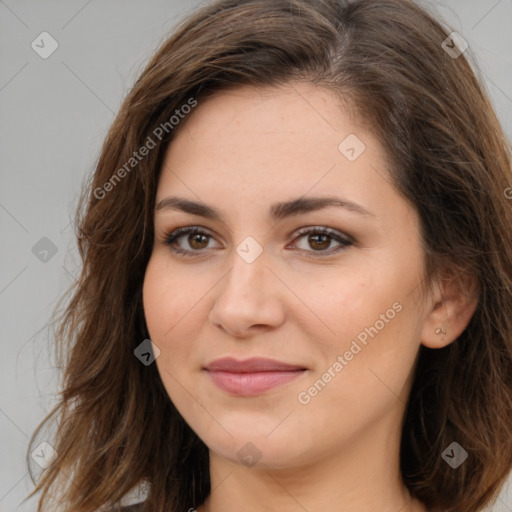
[119,503,146,512]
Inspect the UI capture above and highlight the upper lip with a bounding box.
[204,357,307,373]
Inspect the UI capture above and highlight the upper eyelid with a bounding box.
[164,225,352,248]
[164,225,348,238]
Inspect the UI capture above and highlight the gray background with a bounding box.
[1,1,511,511]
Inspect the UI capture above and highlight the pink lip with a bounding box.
[204,357,307,396]
[207,370,305,396]
[205,357,306,372]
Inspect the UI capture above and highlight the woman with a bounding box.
[25,0,512,511]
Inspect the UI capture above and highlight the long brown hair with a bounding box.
[25,1,512,511]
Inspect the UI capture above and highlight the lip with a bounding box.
[204,357,307,396]
[204,357,307,372]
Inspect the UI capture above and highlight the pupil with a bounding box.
[190,234,207,249]
[310,234,329,250]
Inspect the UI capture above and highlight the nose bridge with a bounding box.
[211,238,275,315]
[225,238,268,294]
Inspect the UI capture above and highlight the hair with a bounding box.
[25,0,512,511]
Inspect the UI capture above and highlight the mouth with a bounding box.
[203,357,308,396]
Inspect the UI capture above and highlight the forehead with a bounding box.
[159,83,378,189]
[170,82,350,148]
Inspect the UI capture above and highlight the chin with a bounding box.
[198,427,312,469]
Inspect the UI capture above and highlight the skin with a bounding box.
[142,81,478,512]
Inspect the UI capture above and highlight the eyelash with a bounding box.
[161,225,354,258]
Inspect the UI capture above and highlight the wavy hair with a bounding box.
[25,1,512,511]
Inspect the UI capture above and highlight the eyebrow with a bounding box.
[155,195,374,220]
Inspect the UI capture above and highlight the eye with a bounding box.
[161,225,354,258]
[288,226,354,257]
[161,226,221,257]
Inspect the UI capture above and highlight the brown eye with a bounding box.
[308,233,331,251]
[163,225,353,258]
[291,227,354,257]
[188,233,209,250]
[163,226,220,257]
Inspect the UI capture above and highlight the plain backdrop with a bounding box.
[1,1,511,510]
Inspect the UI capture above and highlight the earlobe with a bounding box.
[420,271,479,349]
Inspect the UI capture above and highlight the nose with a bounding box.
[208,248,286,338]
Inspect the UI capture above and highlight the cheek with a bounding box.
[305,269,388,346]
[142,254,214,377]
[142,256,198,402]
[142,254,199,340]
[307,269,419,397]
[142,257,170,340]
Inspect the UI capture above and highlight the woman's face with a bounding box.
[143,82,433,471]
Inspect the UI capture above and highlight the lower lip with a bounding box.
[206,370,306,396]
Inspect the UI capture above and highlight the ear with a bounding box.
[420,269,479,349]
